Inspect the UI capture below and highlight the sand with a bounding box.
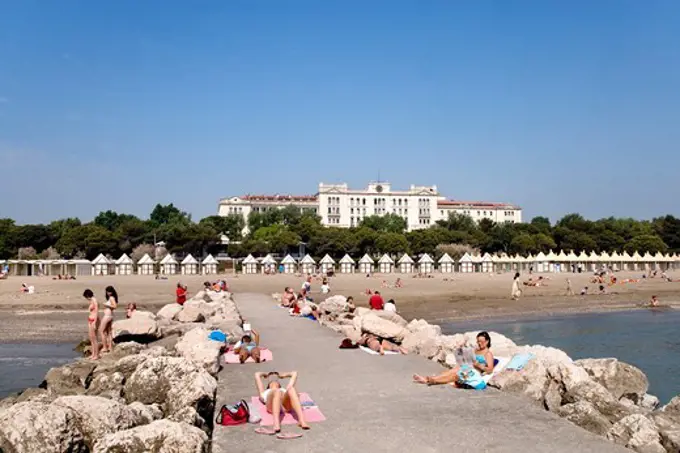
[0,270,678,343]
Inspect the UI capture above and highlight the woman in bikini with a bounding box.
[99,286,118,354]
[254,371,310,438]
[83,289,100,360]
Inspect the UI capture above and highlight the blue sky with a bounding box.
[1,1,679,224]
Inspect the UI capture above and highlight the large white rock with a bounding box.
[176,305,206,323]
[0,402,86,453]
[359,313,407,341]
[175,327,223,376]
[607,414,666,453]
[127,402,164,425]
[402,328,440,359]
[660,395,680,424]
[113,312,161,340]
[489,359,549,404]
[157,303,184,320]
[576,358,649,400]
[318,295,348,315]
[44,360,97,396]
[556,401,613,436]
[53,395,147,448]
[86,371,125,400]
[564,380,636,423]
[124,356,217,422]
[93,419,208,453]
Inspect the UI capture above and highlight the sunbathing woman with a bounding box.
[358,333,407,355]
[413,331,494,389]
[99,286,118,354]
[83,289,100,360]
[254,371,310,437]
[234,330,261,363]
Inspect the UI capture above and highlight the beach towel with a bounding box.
[250,393,326,426]
[359,345,399,355]
[222,348,273,364]
[209,331,227,343]
[481,356,510,384]
[505,353,535,371]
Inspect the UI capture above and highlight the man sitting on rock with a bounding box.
[369,291,384,310]
[234,330,262,363]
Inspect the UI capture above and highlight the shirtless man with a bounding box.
[358,333,407,355]
[281,287,296,307]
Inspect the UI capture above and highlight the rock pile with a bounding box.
[304,293,680,453]
[0,290,242,453]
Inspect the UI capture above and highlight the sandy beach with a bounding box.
[1,270,679,343]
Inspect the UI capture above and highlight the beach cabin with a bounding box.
[319,254,336,274]
[242,254,258,274]
[358,254,374,274]
[481,253,493,273]
[438,253,455,273]
[280,255,297,274]
[459,253,474,273]
[115,254,134,275]
[92,254,114,276]
[534,252,549,273]
[339,254,355,274]
[202,254,218,275]
[555,250,568,272]
[398,254,414,273]
[620,251,633,271]
[588,251,600,272]
[160,254,178,275]
[546,250,559,272]
[631,251,642,271]
[599,251,611,271]
[300,254,316,274]
[610,251,622,272]
[137,254,155,275]
[418,254,434,274]
[642,252,655,272]
[181,254,199,275]
[378,254,395,273]
[261,254,277,274]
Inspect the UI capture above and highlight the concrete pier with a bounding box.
[212,293,628,453]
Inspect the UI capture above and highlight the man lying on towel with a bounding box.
[413,331,495,389]
[357,333,407,355]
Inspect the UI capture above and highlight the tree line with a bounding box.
[0,204,678,261]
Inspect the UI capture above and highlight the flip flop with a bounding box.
[254,428,277,435]
[276,432,303,440]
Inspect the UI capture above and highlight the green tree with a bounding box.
[359,214,407,234]
[200,215,245,242]
[406,227,450,255]
[84,226,119,259]
[624,235,668,254]
[653,215,680,252]
[252,225,300,254]
[533,233,557,253]
[374,232,410,255]
[150,203,189,225]
[0,218,16,259]
[509,233,535,255]
[529,216,552,235]
[436,213,477,234]
[94,211,139,231]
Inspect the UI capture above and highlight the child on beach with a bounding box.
[83,289,100,360]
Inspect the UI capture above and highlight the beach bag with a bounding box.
[216,400,250,426]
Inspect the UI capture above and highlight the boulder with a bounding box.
[556,401,613,436]
[53,395,147,448]
[652,414,680,453]
[16,387,54,404]
[339,325,363,343]
[318,295,348,315]
[488,359,549,404]
[0,394,16,410]
[576,358,649,400]
[93,354,149,381]
[639,394,661,411]
[43,360,97,396]
[607,414,666,453]
[660,395,680,423]
[127,402,164,425]
[175,327,223,376]
[157,303,183,320]
[176,305,206,323]
[93,419,208,453]
[206,319,244,344]
[168,406,207,431]
[162,322,206,337]
[544,380,563,412]
[564,380,636,423]
[0,402,86,453]
[142,345,174,358]
[360,313,407,341]
[86,371,125,400]
[110,341,147,358]
[371,310,408,327]
[402,329,440,359]
[113,313,161,341]
[124,356,217,422]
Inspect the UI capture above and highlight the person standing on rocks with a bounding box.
[176,282,187,305]
[83,289,100,360]
[99,286,118,354]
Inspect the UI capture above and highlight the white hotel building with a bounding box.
[218,182,522,232]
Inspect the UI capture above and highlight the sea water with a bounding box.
[0,343,77,397]
[442,309,680,404]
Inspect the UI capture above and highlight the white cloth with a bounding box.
[384,302,396,312]
[321,284,330,294]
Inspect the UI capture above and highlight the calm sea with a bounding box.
[0,343,77,398]
[442,309,680,404]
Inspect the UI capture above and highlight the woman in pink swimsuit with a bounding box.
[99,286,118,354]
[83,289,100,360]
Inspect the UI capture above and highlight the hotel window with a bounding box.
[477,211,480,216]
[328,207,332,214]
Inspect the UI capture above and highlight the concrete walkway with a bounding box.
[212,293,628,453]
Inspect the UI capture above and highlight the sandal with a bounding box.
[254,427,277,435]
[276,432,303,440]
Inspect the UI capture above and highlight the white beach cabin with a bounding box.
[546,250,558,272]
[137,253,155,275]
[481,253,493,273]
[181,254,199,275]
[242,254,258,274]
[300,254,316,274]
[398,254,415,273]
[160,254,179,275]
[261,254,277,274]
[319,254,336,274]
[92,254,114,276]
[202,254,219,275]
[280,255,297,274]
[534,252,548,273]
[438,253,455,273]
[459,253,474,273]
[418,254,434,274]
[378,254,395,273]
[115,254,134,275]
[339,254,355,274]
[358,254,374,274]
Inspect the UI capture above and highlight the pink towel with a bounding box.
[223,348,273,364]
[250,393,326,426]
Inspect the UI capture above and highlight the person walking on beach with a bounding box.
[565,278,575,296]
[511,273,522,300]
[83,289,100,360]
[99,286,118,354]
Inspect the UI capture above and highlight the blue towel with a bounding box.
[505,353,535,371]
[209,330,227,343]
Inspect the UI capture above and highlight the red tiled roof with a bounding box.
[242,194,318,202]
[437,200,519,209]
